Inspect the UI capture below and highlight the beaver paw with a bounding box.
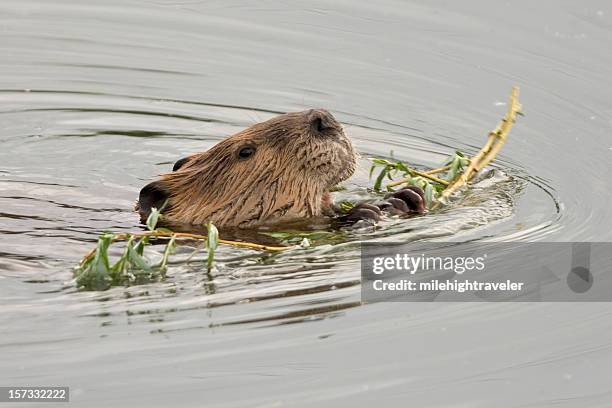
[336,186,426,225]
[384,185,427,215]
[336,203,383,224]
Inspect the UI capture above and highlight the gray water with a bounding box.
[1,0,612,406]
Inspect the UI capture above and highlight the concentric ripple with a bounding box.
[0,87,555,329]
[2,0,612,405]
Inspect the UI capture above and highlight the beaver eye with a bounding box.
[237,146,256,160]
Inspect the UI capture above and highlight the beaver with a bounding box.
[137,109,425,228]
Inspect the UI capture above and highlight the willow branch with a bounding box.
[113,231,295,252]
[79,230,298,266]
[424,158,472,176]
[435,86,522,206]
[424,165,451,175]
[386,168,450,188]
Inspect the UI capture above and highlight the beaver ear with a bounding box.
[172,156,191,171]
[138,181,170,220]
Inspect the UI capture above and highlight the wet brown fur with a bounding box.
[137,109,356,228]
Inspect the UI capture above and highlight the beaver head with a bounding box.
[137,109,357,228]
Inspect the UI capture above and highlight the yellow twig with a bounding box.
[424,165,451,175]
[424,158,472,176]
[114,231,295,252]
[386,168,450,188]
[79,230,298,266]
[434,87,522,206]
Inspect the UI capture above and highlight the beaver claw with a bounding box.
[336,186,426,225]
[336,203,383,223]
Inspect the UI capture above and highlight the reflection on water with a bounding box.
[2,0,612,406]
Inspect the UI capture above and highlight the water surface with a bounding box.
[1,0,612,406]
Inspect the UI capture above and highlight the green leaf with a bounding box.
[206,247,215,271]
[339,201,355,212]
[159,236,176,275]
[207,222,219,251]
[394,161,410,174]
[110,241,131,284]
[75,233,114,291]
[369,158,392,180]
[433,183,446,193]
[446,156,462,181]
[442,154,455,166]
[127,242,153,273]
[206,222,219,271]
[93,234,113,270]
[369,163,376,179]
[424,182,434,207]
[411,177,426,190]
[133,236,150,256]
[371,158,391,166]
[373,166,389,191]
[146,207,162,231]
[109,261,126,284]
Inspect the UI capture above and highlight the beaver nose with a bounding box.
[306,109,340,134]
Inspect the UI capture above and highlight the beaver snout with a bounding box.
[306,109,342,135]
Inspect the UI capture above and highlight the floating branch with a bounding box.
[75,208,303,291]
[423,159,472,176]
[114,231,295,252]
[385,168,450,188]
[78,229,298,268]
[436,86,522,205]
[370,87,522,209]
